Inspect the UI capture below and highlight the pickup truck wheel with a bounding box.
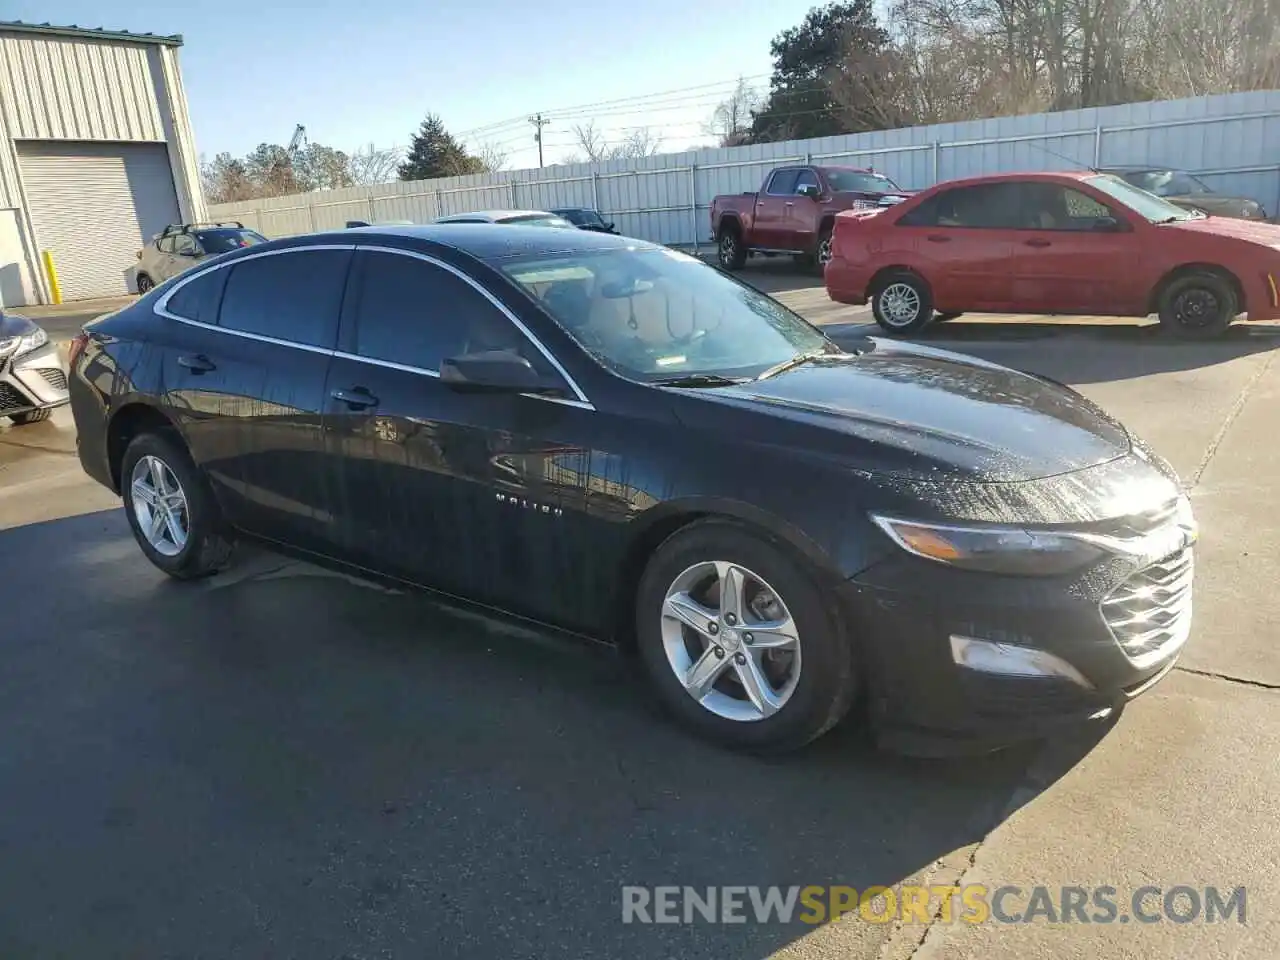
[872,273,933,334]
[717,228,747,270]
[816,226,834,271]
[1157,273,1237,338]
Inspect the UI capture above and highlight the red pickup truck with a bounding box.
[710,165,910,272]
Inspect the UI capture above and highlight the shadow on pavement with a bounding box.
[0,509,1109,959]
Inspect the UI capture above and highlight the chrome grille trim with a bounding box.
[1101,547,1194,668]
[35,368,68,391]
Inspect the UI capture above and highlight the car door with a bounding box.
[1011,182,1146,315]
[150,235,177,281]
[322,246,597,627]
[160,244,353,554]
[894,183,1018,311]
[754,169,799,249]
[786,168,823,250]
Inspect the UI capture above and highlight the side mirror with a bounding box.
[440,350,562,395]
[798,184,821,200]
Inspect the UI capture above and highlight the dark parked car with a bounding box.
[1100,167,1268,221]
[68,225,1196,754]
[550,208,619,233]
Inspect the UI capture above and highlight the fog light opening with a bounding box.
[949,635,1093,689]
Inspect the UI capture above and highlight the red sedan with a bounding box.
[825,171,1280,337]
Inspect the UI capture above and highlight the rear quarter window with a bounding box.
[164,267,228,324]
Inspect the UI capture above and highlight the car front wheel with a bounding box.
[121,430,235,579]
[1157,273,1237,338]
[872,272,934,334]
[136,273,154,294]
[635,519,858,752]
[9,407,52,425]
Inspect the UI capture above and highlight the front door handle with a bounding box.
[1024,238,1052,248]
[331,386,379,410]
[176,354,216,373]
[925,234,951,243]
[784,201,795,207]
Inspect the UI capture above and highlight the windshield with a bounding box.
[195,228,267,252]
[824,170,902,194]
[1120,170,1212,197]
[1084,175,1195,223]
[504,214,576,228]
[554,209,605,226]
[502,247,831,383]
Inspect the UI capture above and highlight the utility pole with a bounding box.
[528,113,550,167]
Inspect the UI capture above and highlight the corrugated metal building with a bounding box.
[0,20,205,306]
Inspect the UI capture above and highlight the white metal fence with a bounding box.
[209,89,1280,250]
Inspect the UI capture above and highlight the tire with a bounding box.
[136,273,154,294]
[717,224,747,271]
[1157,272,1237,338]
[814,224,834,275]
[120,430,235,580]
[634,518,858,753]
[9,407,52,425]
[934,312,963,322]
[871,271,934,334]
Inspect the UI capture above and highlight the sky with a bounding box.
[10,0,820,172]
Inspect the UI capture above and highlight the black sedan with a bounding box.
[67,225,1196,754]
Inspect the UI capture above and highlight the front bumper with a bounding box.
[843,538,1192,756]
[0,343,69,418]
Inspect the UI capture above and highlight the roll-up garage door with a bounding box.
[17,141,182,300]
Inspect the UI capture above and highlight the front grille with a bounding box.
[35,368,67,391]
[1101,547,1194,663]
[0,381,32,414]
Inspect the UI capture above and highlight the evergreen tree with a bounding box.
[397,114,484,181]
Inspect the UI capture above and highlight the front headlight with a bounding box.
[0,326,48,359]
[871,515,1107,576]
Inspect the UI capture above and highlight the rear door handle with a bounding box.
[925,234,951,243]
[176,354,215,373]
[1024,238,1052,247]
[331,386,379,410]
[784,201,795,207]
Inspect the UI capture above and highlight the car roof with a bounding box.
[436,210,561,222]
[299,223,657,262]
[921,170,1101,192]
[1098,165,1177,173]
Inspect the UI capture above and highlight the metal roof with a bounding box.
[0,20,183,47]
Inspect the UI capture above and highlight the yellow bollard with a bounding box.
[41,250,62,305]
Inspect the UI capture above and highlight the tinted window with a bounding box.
[554,209,589,225]
[767,169,800,194]
[195,227,268,253]
[218,249,351,347]
[1119,170,1211,197]
[166,267,226,324]
[794,170,820,193]
[353,252,544,374]
[899,184,1022,228]
[172,234,198,255]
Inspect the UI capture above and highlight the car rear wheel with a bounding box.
[136,273,154,294]
[9,407,52,425]
[1157,273,1237,338]
[717,226,747,271]
[872,272,933,334]
[635,519,858,752]
[121,430,235,579]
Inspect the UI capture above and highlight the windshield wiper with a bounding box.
[651,373,748,388]
[754,348,836,382]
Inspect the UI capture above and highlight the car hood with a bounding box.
[1165,194,1259,218]
[1161,214,1280,244]
[695,340,1132,482]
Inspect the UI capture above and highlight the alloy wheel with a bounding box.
[879,282,922,328]
[660,560,802,722]
[130,455,190,557]
[817,236,833,266]
[137,275,153,294]
[719,234,736,265]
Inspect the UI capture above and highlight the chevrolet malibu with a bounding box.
[68,225,1197,753]
[826,170,1280,337]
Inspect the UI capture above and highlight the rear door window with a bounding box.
[165,268,228,325]
[218,248,352,348]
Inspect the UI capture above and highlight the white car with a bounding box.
[135,222,267,293]
[434,210,576,228]
[0,312,65,425]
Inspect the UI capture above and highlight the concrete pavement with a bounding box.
[0,271,1277,958]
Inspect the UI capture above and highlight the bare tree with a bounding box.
[570,121,664,163]
[470,140,509,172]
[348,143,403,186]
[571,121,611,162]
[705,76,763,146]
[613,127,664,159]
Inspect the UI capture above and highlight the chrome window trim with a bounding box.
[152,242,595,412]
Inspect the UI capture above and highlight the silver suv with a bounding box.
[135,222,267,293]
